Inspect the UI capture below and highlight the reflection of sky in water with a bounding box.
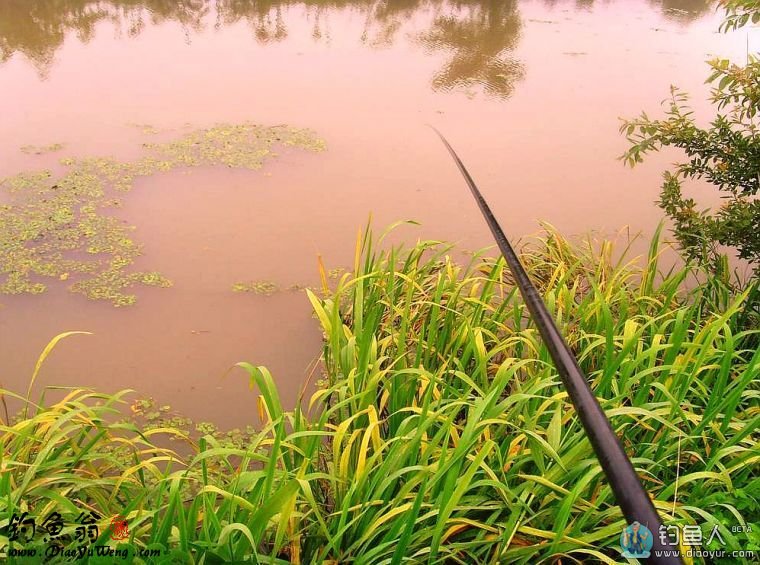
[0,0,717,98]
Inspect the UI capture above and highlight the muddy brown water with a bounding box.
[0,0,752,429]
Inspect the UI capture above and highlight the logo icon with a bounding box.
[109,516,130,541]
[620,521,653,558]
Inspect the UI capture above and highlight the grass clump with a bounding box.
[0,123,325,306]
[1,226,757,563]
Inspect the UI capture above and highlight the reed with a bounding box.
[1,225,757,563]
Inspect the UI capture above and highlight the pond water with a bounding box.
[0,0,751,428]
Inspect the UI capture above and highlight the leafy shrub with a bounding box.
[620,1,760,279]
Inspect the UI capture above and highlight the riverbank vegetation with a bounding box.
[2,225,757,563]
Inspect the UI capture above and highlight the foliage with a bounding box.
[721,0,760,31]
[1,226,758,563]
[620,1,760,280]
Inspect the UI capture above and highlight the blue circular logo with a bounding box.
[620,521,653,558]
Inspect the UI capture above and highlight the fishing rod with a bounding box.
[434,129,683,565]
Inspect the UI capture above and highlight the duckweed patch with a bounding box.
[232,280,279,295]
[127,122,161,135]
[328,267,346,278]
[231,280,320,295]
[0,123,326,306]
[286,283,318,292]
[20,142,65,154]
[131,396,259,451]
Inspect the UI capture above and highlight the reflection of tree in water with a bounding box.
[418,1,523,98]
[359,1,423,47]
[203,0,526,97]
[648,0,713,23]
[214,1,423,46]
[540,0,714,23]
[0,0,208,75]
[216,1,287,43]
[2,0,525,96]
[0,1,418,70]
[0,0,715,94]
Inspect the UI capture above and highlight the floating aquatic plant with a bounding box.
[286,283,317,292]
[19,142,65,154]
[231,279,322,295]
[0,123,325,306]
[232,280,279,295]
[127,122,161,135]
[130,396,257,449]
[328,267,346,279]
